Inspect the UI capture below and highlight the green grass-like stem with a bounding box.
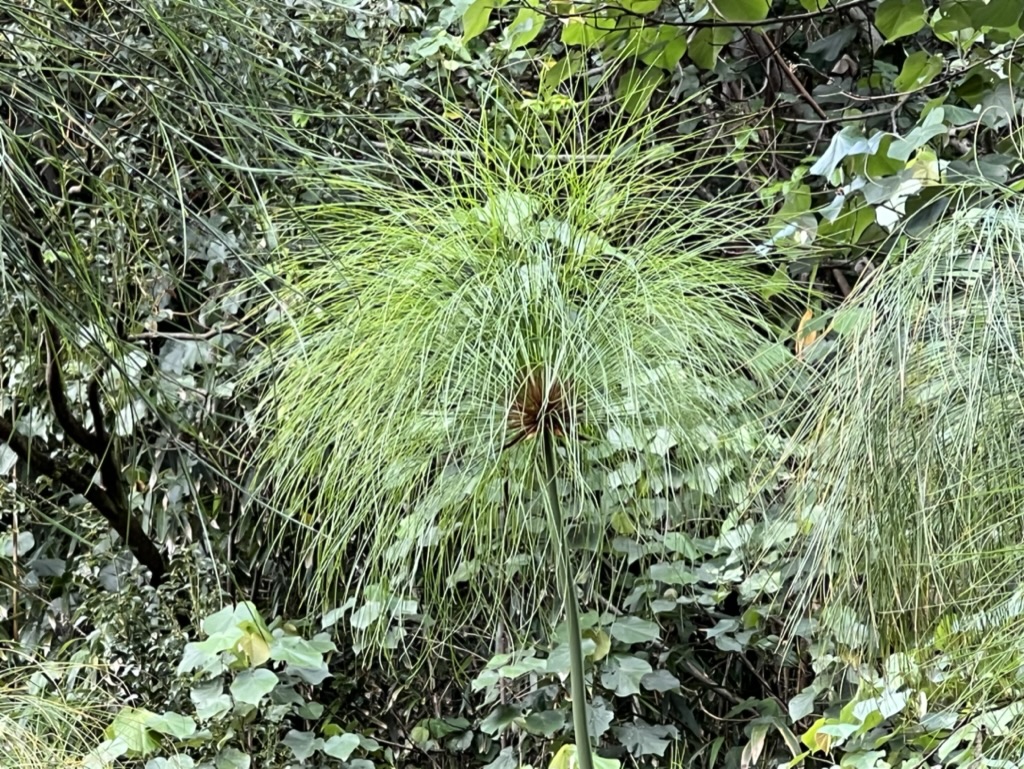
[543,427,594,769]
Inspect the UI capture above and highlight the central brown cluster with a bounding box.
[504,366,579,449]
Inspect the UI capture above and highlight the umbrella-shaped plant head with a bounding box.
[245,92,796,767]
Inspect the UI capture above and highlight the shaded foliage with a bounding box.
[1,0,1023,768]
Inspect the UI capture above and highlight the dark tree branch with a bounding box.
[4,151,167,587]
[0,412,166,586]
[44,330,104,456]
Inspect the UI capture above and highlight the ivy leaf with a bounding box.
[462,0,494,42]
[0,531,33,557]
[485,746,519,769]
[648,560,699,586]
[713,0,769,21]
[505,7,545,50]
[583,627,612,661]
[967,0,1022,28]
[662,531,699,560]
[609,617,660,644]
[236,624,271,668]
[809,126,885,178]
[621,0,661,12]
[560,15,616,47]
[612,720,677,756]
[887,108,948,162]
[146,712,197,739]
[623,26,687,71]
[616,66,664,116]
[740,723,770,768]
[601,654,653,697]
[480,705,521,735]
[190,681,232,721]
[203,602,265,636]
[688,25,732,69]
[229,668,279,706]
[641,669,681,692]
[104,708,160,757]
[323,733,361,760]
[271,635,324,668]
[789,687,818,721]
[145,757,196,769]
[282,730,322,761]
[525,709,565,736]
[875,0,926,41]
[587,698,616,737]
[214,748,251,769]
[894,51,944,92]
[842,751,887,769]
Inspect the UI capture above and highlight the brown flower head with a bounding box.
[504,365,580,450]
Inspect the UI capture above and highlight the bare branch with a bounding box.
[0,412,166,586]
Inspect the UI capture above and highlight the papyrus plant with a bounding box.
[781,188,1024,761]
[245,93,796,768]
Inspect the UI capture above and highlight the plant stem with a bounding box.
[542,428,595,769]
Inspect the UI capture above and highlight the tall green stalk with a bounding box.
[542,427,593,769]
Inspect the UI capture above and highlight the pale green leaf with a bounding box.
[282,730,321,761]
[505,7,545,50]
[229,668,279,705]
[214,748,251,769]
[146,712,197,739]
[789,687,818,721]
[608,617,660,644]
[600,655,653,697]
[323,733,361,760]
[525,710,565,736]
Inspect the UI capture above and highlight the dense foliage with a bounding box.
[1,0,1023,768]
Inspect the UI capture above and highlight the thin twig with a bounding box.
[781,91,912,126]
[127,322,243,342]
[746,29,828,120]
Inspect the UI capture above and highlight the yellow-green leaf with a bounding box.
[876,0,926,41]
[714,0,769,21]
[540,54,584,93]
[560,14,617,46]
[616,66,664,115]
[968,0,1023,30]
[688,26,733,70]
[463,0,494,42]
[506,7,545,49]
[104,708,160,757]
[893,51,943,92]
[621,0,661,13]
[624,25,687,69]
[237,623,273,667]
[582,627,612,661]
